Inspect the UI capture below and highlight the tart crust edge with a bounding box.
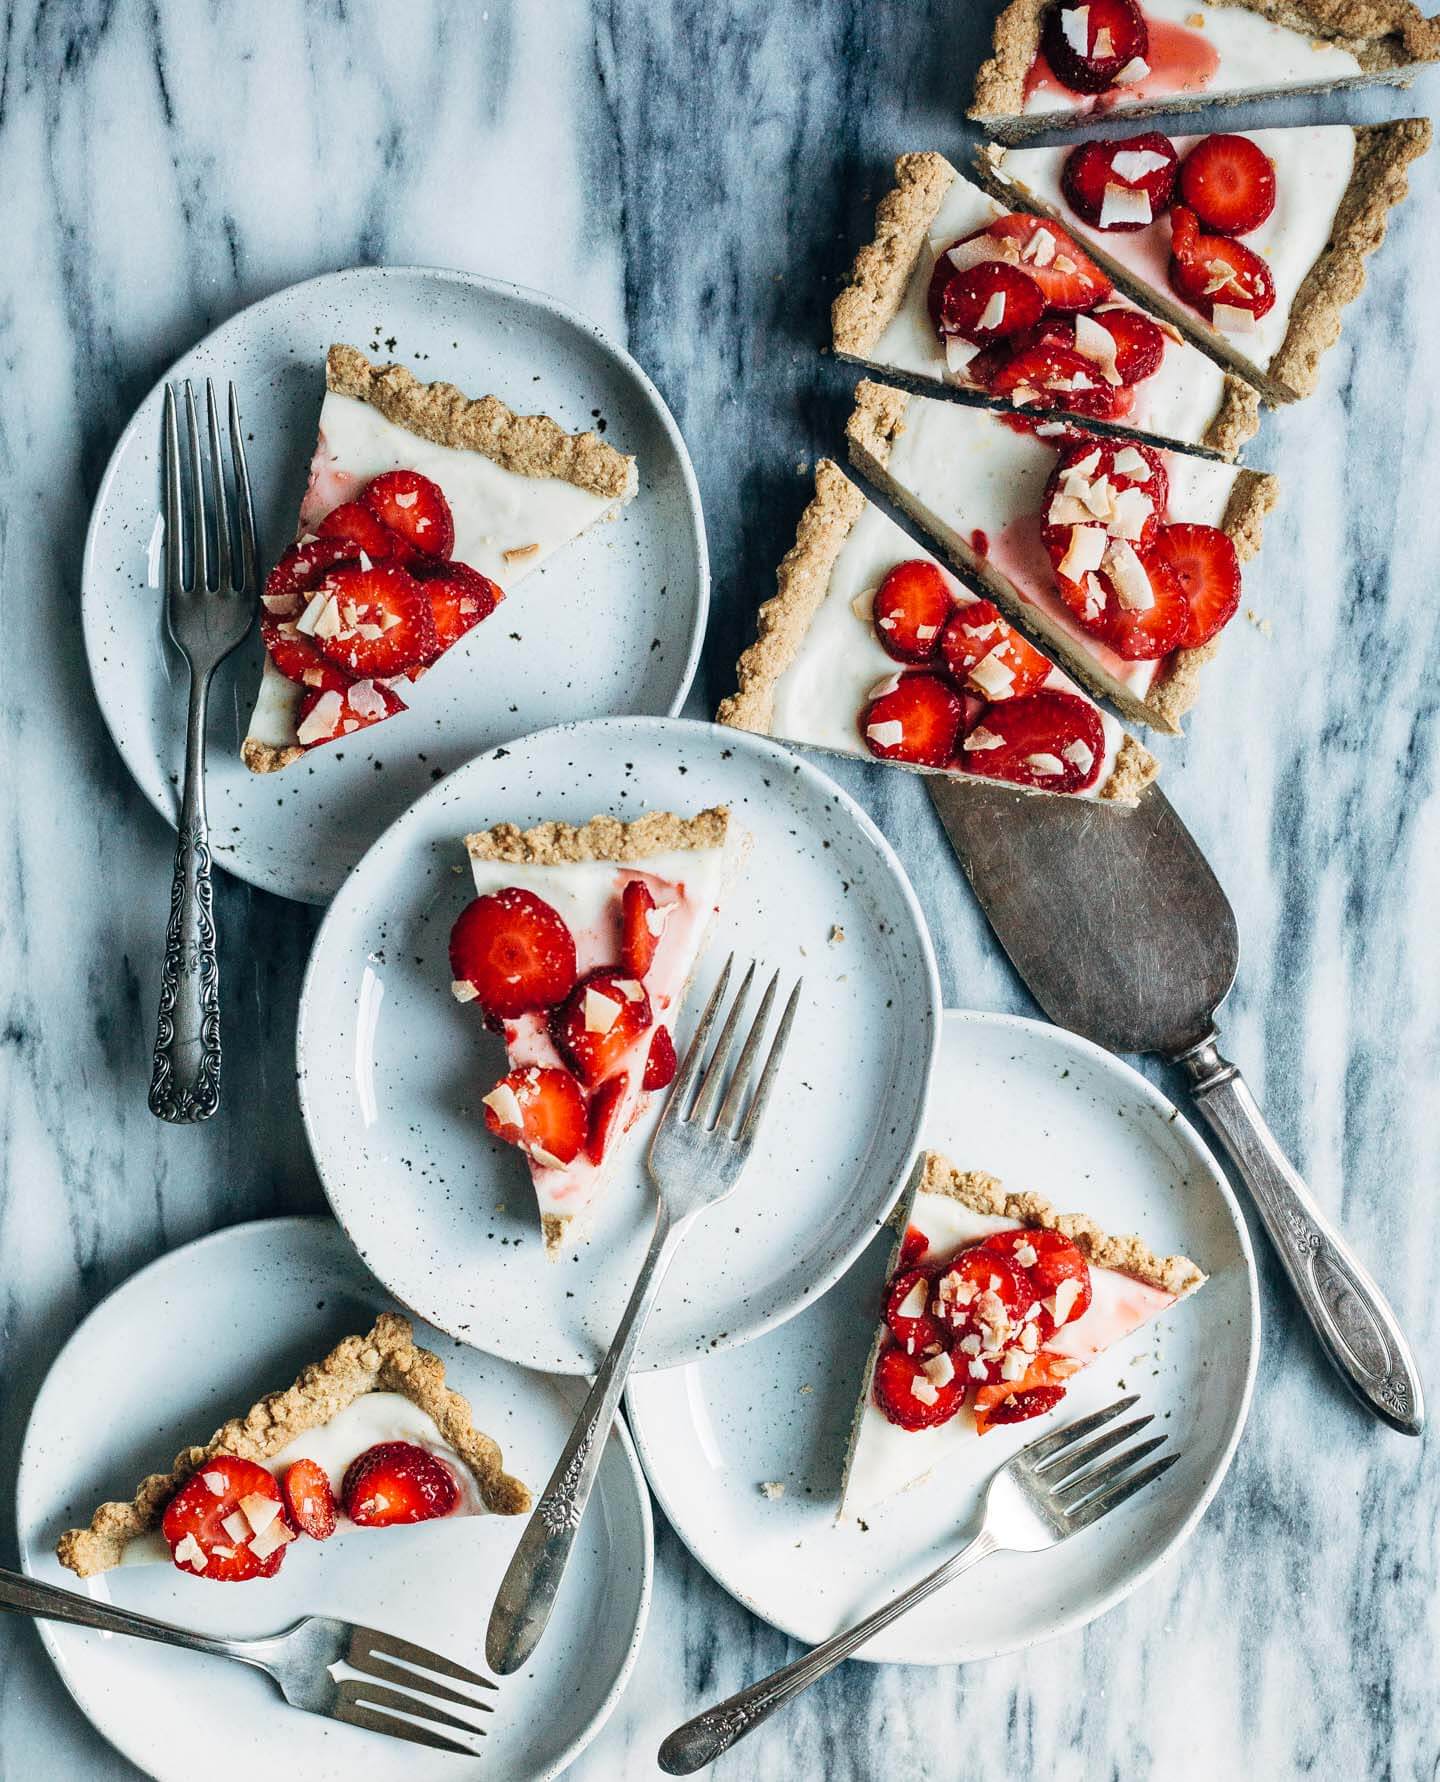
[832,151,957,358]
[464,806,730,866]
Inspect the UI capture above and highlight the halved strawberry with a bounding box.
[978,1383,1067,1429]
[643,1025,677,1091]
[860,672,966,768]
[316,500,409,561]
[264,536,359,607]
[1101,542,1188,660]
[162,1455,289,1582]
[932,1247,1030,1341]
[551,969,654,1087]
[482,1064,588,1167]
[308,563,440,678]
[954,689,1106,795]
[1041,437,1168,564]
[295,679,406,748]
[586,1072,630,1166]
[413,561,503,652]
[1152,522,1242,649]
[342,1441,460,1527]
[884,1264,946,1356]
[964,626,1052,702]
[450,888,579,1021]
[1168,206,1276,322]
[930,260,1047,344]
[1177,134,1276,236]
[261,612,353,693]
[362,470,454,560]
[982,1226,1093,1339]
[989,342,1131,421]
[1041,0,1148,94]
[621,880,661,978]
[899,1225,930,1269]
[939,599,1010,682]
[282,1458,338,1541]
[979,215,1112,311]
[1090,307,1166,384]
[872,560,954,663]
[872,1344,966,1431]
[1061,133,1178,231]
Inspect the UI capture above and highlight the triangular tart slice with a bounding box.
[970,0,1440,142]
[839,1154,1206,1523]
[243,343,638,772]
[451,809,738,1256]
[56,1313,530,1581]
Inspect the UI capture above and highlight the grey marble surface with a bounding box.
[2,2,1438,1777]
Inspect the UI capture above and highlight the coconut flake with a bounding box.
[584,988,622,1034]
[850,585,877,621]
[451,978,479,1003]
[1099,183,1153,229]
[530,1144,567,1170]
[1110,486,1154,542]
[1001,1348,1031,1382]
[1112,447,1152,481]
[1059,5,1089,54]
[1104,538,1155,611]
[1058,525,1106,583]
[173,1533,208,1571]
[945,335,982,376]
[1025,752,1065,776]
[293,590,330,637]
[897,1279,929,1319]
[295,690,343,746]
[1092,24,1114,55]
[1073,312,1122,384]
[963,726,1005,753]
[482,1082,524,1130]
[1063,738,1096,774]
[1114,55,1150,82]
[977,291,1007,332]
[220,1511,251,1544]
[1212,302,1257,334]
[969,651,1017,700]
[910,1375,940,1406]
[866,719,905,750]
[347,679,388,721]
[240,1493,282,1538]
[923,1352,956,1387]
[202,1471,228,1497]
[1110,148,1171,182]
[249,1519,294,1562]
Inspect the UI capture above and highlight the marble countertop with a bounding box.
[3,2,1438,1776]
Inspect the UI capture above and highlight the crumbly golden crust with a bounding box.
[1206,375,1265,460]
[465,807,729,866]
[918,1153,1207,1297]
[240,737,303,774]
[326,344,637,500]
[55,1313,531,1578]
[832,153,957,357]
[971,0,1053,121]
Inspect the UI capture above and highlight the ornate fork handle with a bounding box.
[149,674,221,1123]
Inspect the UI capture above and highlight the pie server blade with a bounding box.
[927,773,1424,1435]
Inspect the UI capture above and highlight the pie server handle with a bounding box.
[1175,1033,1424,1435]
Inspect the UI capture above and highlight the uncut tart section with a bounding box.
[56,1312,531,1579]
[716,459,1157,803]
[845,381,1277,734]
[242,342,639,773]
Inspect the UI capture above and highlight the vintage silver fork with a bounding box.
[148,379,257,1124]
[0,1565,493,1754]
[658,1395,1177,1772]
[487,956,802,1676]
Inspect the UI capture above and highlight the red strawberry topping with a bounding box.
[860,672,966,768]
[1177,134,1276,236]
[979,215,1112,311]
[551,969,654,1088]
[1061,133,1178,230]
[872,559,954,663]
[264,536,360,606]
[964,625,1053,703]
[1168,206,1275,322]
[982,1227,1093,1339]
[987,342,1132,421]
[413,561,503,652]
[884,1264,946,1356]
[932,1246,1029,1340]
[261,614,352,693]
[954,690,1106,795]
[929,259,1047,344]
[899,1225,930,1269]
[621,879,661,978]
[162,1455,290,1582]
[586,1072,630,1166]
[316,500,409,562]
[482,1064,588,1167]
[1089,307,1167,385]
[643,1025,677,1091]
[450,888,579,1021]
[309,563,440,678]
[980,1383,1067,1427]
[1152,522,1242,649]
[341,1441,460,1527]
[872,1344,967,1431]
[282,1458,338,1541]
[362,469,455,560]
[1099,542,1189,660]
[1041,0,1148,94]
[295,679,407,747]
[939,599,1011,682]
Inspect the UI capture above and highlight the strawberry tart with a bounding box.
[717,460,1157,802]
[833,152,1259,457]
[450,809,737,1255]
[56,1314,529,1582]
[840,1153,1205,1522]
[242,344,638,772]
[982,120,1431,402]
[846,382,1277,733]
[970,0,1440,140]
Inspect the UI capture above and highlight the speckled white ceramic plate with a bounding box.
[82,266,707,904]
[15,1216,651,1782]
[296,714,941,1375]
[625,1009,1260,1665]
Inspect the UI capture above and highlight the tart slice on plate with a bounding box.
[717,460,1157,802]
[450,809,739,1256]
[243,343,639,771]
[846,381,1277,733]
[833,152,1259,458]
[970,0,1440,141]
[839,1152,1206,1522]
[56,1313,529,1581]
[982,120,1430,403]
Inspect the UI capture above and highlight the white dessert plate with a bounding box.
[82,265,708,904]
[297,714,941,1375]
[625,1009,1260,1665]
[15,1215,652,1782]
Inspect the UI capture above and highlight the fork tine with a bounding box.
[1020,1394,1139,1466]
[662,956,733,1118]
[357,1627,497,1692]
[1064,1452,1179,1531]
[739,978,802,1142]
[162,386,183,592]
[205,380,232,590]
[1053,1435,1169,1510]
[348,1648,497,1711]
[182,381,208,591]
[332,1688,478,1756]
[716,970,779,1134]
[336,1677,490,1738]
[690,961,756,1127]
[228,383,257,592]
[1033,1413,1154,1483]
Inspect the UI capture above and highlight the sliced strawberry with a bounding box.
[282,1458,337,1541]
[1041,0,1148,94]
[1041,437,1168,566]
[980,1384,1067,1428]
[982,1227,1093,1339]
[1168,206,1275,322]
[621,880,661,978]
[1090,307,1166,384]
[308,563,440,677]
[974,1353,1077,1433]
[860,672,966,768]
[899,1225,930,1269]
[264,536,359,608]
[929,259,1047,344]
[295,679,406,748]
[940,599,1010,682]
[989,342,1131,421]
[482,1064,588,1167]
[964,627,1052,702]
[261,614,353,693]
[413,560,503,652]
[1152,522,1242,649]
[162,1455,289,1582]
[449,888,578,1021]
[362,469,454,560]
[342,1441,459,1527]
[872,1344,967,1431]
[872,560,954,663]
[586,1072,630,1166]
[1177,133,1276,236]
[932,1247,1029,1340]
[884,1264,946,1356]
[643,1025,677,1091]
[551,969,654,1088]
[954,690,1106,795]
[1061,133,1178,231]
[979,215,1111,311]
[1101,542,1188,660]
[316,500,409,562]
